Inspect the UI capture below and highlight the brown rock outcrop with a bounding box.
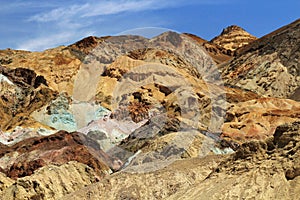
[0,66,48,88]
[68,35,111,61]
[0,65,56,131]
[0,130,121,179]
[0,47,81,95]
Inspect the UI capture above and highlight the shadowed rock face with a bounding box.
[0,130,121,179]
[0,66,56,131]
[290,87,300,101]
[0,66,48,88]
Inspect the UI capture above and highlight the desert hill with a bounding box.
[0,19,299,199]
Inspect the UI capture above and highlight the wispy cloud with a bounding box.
[17,31,95,51]
[80,0,177,17]
[17,0,228,51]
[28,0,186,22]
[28,4,89,22]
[19,0,186,51]
[0,1,63,13]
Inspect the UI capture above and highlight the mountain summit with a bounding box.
[210,25,257,53]
[220,25,247,35]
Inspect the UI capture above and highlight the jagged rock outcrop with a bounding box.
[221,19,300,99]
[0,66,48,88]
[211,25,257,54]
[68,36,111,61]
[0,130,121,179]
[0,65,56,131]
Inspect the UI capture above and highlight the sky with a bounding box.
[0,0,299,51]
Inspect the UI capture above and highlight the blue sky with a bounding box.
[0,0,299,51]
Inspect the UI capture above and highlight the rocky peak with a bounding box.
[210,25,257,54]
[220,25,245,35]
[68,35,111,60]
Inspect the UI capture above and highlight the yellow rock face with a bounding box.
[211,25,257,53]
[222,98,300,143]
[0,47,81,95]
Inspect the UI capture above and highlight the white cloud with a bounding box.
[0,1,63,13]
[21,0,186,51]
[17,31,95,51]
[28,4,89,22]
[19,0,229,51]
[81,0,162,17]
[28,0,181,22]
